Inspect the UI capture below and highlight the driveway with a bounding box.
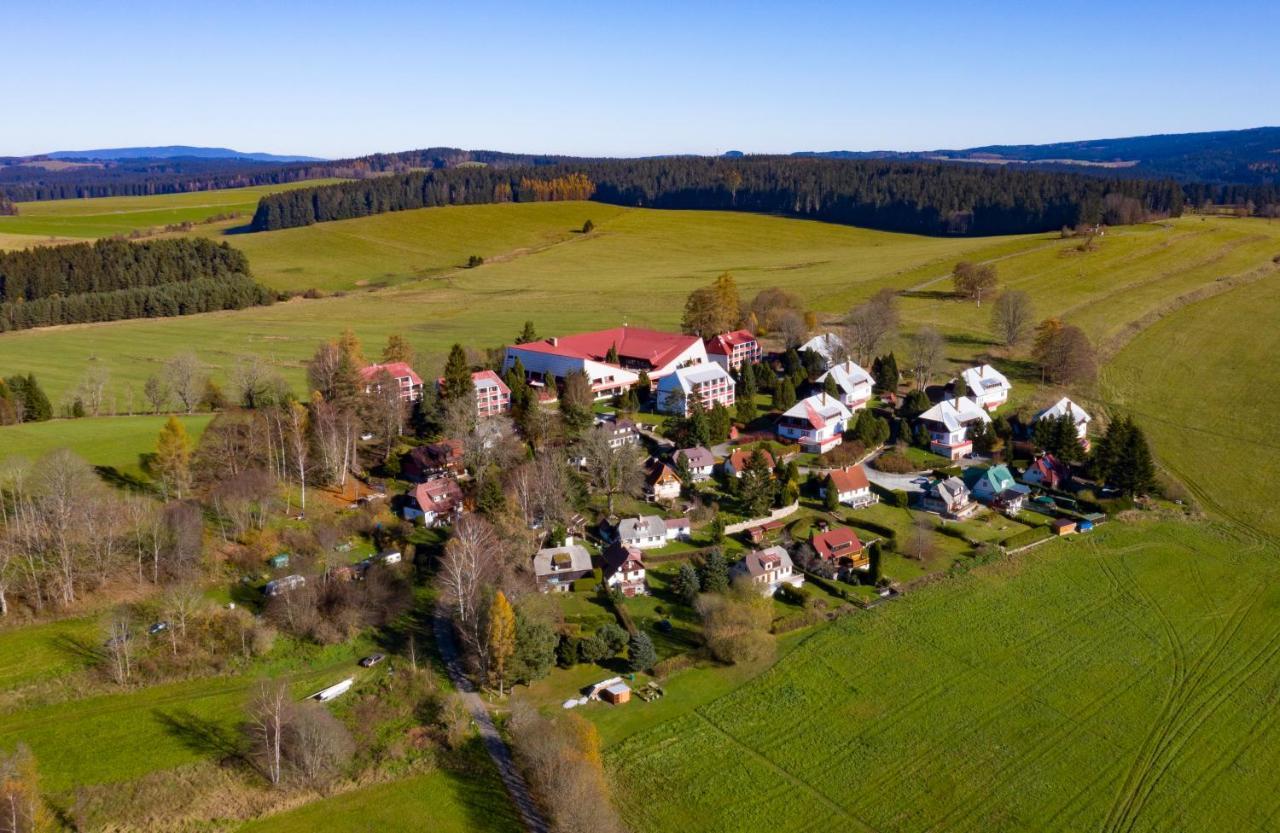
[432,606,549,833]
[865,466,928,494]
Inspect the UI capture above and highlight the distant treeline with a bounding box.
[0,147,580,202]
[250,157,1187,237]
[0,238,270,331]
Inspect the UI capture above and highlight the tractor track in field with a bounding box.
[1100,579,1266,833]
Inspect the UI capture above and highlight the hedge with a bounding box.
[846,519,897,541]
[870,483,910,508]
[1002,526,1053,549]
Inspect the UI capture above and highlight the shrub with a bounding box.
[818,441,867,468]
[1002,526,1052,549]
[652,652,696,678]
[572,576,596,593]
[872,451,915,474]
[776,583,810,606]
[467,254,484,267]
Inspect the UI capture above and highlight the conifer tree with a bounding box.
[154,416,193,499]
[441,344,473,403]
[515,320,538,345]
[736,365,757,425]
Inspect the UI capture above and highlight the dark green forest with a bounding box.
[249,157,1188,237]
[0,238,270,331]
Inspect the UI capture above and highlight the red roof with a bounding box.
[812,527,863,561]
[728,447,775,472]
[471,369,511,395]
[704,329,758,356]
[828,465,869,494]
[413,478,463,513]
[360,362,422,386]
[511,327,698,370]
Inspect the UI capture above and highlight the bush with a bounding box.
[776,583,810,606]
[872,451,915,474]
[931,466,962,480]
[935,524,970,542]
[870,483,910,508]
[1002,526,1052,549]
[652,652,697,678]
[818,441,867,468]
[572,576,596,593]
[467,254,484,267]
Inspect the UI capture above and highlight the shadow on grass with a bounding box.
[440,736,527,833]
[94,465,155,495]
[900,289,961,301]
[154,708,248,764]
[54,633,105,665]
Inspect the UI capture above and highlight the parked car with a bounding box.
[148,622,169,635]
[654,619,674,634]
[358,654,385,668]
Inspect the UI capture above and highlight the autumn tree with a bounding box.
[381,333,416,365]
[953,261,998,305]
[1033,322,1097,384]
[487,591,517,696]
[154,416,193,499]
[681,272,741,337]
[695,587,775,664]
[843,288,899,364]
[908,327,945,388]
[991,290,1034,346]
[0,744,47,833]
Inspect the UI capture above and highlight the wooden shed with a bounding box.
[1051,518,1078,536]
[601,682,632,705]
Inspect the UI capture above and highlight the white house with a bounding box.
[655,362,736,416]
[799,333,846,369]
[504,326,708,400]
[731,546,805,597]
[664,516,691,541]
[646,462,682,502]
[1036,397,1092,449]
[917,397,992,460]
[533,543,594,593]
[617,515,668,549]
[675,447,715,481]
[822,465,877,509]
[776,393,852,454]
[404,478,464,526]
[817,360,873,410]
[603,544,647,597]
[922,476,979,519]
[960,365,1011,411]
[704,329,762,372]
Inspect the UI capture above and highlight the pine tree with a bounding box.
[823,374,839,397]
[487,591,517,695]
[628,632,657,673]
[736,365,757,425]
[635,370,652,404]
[824,476,840,511]
[516,320,538,344]
[605,343,620,364]
[700,550,730,593]
[774,379,796,411]
[154,415,193,499]
[672,563,701,605]
[477,472,507,518]
[20,374,53,422]
[741,448,776,517]
[709,403,732,444]
[382,333,415,364]
[441,344,472,403]
[873,353,899,393]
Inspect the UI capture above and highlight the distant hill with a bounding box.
[46,145,325,163]
[793,127,1280,185]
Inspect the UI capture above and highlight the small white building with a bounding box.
[799,333,846,370]
[655,362,736,416]
[732,546,805,597]
[675,447,715,481]
[960,365,1011,411]
[823,465,877,509]
[776,394,852,454]
[603,543,647,597]
[917,397,992,460]
[817,360,873,411]
[1036,397,1092,449]
[664,516,691,541]
[617,515,668,549]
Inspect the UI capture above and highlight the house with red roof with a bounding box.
[1022,453,1073,491]
[822,464,876,509]
[646,461,682,502]
[435,370,511,419]
[404,477,464,527]
[776,393,852,453]
[403,439,464,482]
[602,543,648,597]
[724,446,775,478]
[502,326,709,400]
[360,362,423,403]
[705,329,762,372]
[811,527,867,571]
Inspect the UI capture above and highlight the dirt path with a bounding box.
[431,606,549,833]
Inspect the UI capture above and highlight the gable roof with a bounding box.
[677,446,715,469]
[738,545,793,577]
[704,329,758,356]
[648,462,680,486]
[360,362,422,386]
[828,465,870,494]
[817,360,873,397]
[413,478,463,512]
[656,362,734,396]
[618,515,667,540]
[727,446,775,472]
[961,364,1011,397]
[799,333,844,363]
[602,543,644,578]
[918,397,992,431]
[811,527,863,561]
[1036,397,1091,426]
[1029,453,1072,484]
[512,327,699,371]
[932,476,970,504]
[471,369,511,395]
[781,394,852,428]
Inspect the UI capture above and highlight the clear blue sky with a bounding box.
[8,0,1278,159]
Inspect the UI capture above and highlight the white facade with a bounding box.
[655,363,736,415]
[776,394,852,453]
[1036,397,1092,442]
[799,333,846,369]
[617,515,668,549]
[817,360,873,410]
[961,365,1011,411]
[917,396,992,460]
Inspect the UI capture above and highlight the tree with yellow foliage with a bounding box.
[153,416,192,499]
[487,591,517,696]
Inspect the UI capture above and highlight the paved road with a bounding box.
[432,607,550,833]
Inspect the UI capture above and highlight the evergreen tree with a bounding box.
[824,476,840,511]
[736,366,758,424]
[902,389,931,420]
[441,344,473,403]
[853,411,890,448]
[558,370,594,436]
[605,343,620,364]
[628,632,657,673]
[709,403,732,444]
[873,353,900,393]
[708,514,726,545]
[686,398,711,448]
[154,415,193,499]
[699,550,730,594]
[509,612,557,685]
[672,563,701,605]
[774,379,796,411]
[487,591,517,695]
[753,361,775,393]
[635,370,652,404]
[823,374,839,397]
[477,471,507,518]
[868,542,883,584]
[10,374,53,422]
[740,448,776,517]
[783,348,802,376]
[515,320,538,345]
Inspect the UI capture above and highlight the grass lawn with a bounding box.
[607,519,1280,832]
[237,747,521,833]
[0,616,100,691]
[0,180,344,241]
[0,413,213,480]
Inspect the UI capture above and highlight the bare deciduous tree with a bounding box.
[248,679,290,786]
[842,288,899,364]
[991,290,1034,347]
[908,327,946,389]
[439,516,501,665]
[164,352,205,414]
[577,425,644,515]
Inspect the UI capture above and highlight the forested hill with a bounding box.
[799,126,1280,186]
[250,157,1186,237]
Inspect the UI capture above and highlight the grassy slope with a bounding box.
[0,414,212,480]
[0,617,100,691]
[607,520,1280,833]
[0,180,344,240]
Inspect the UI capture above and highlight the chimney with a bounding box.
[549,336,558,347]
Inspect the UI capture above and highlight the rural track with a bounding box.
[431,606,549,833]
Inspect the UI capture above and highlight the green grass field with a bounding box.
[0,413,212,481]
[1,205,1275,415]
[0,616,100,692]
[606,519,1280,832]
[0,180,344,241]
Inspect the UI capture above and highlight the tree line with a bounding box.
[0,237,270,331]
[249,155,1188,236]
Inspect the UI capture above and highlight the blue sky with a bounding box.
[8,0,1278,158]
